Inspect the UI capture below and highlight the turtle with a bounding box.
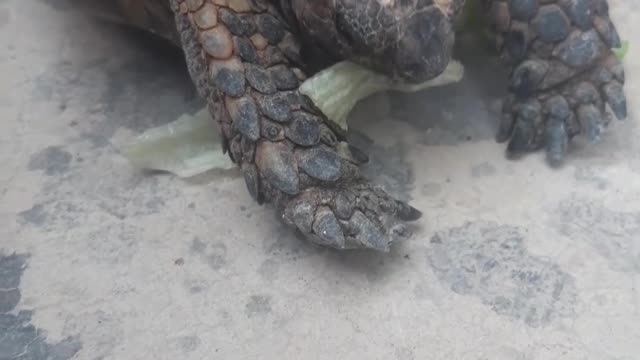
[77,0,627,252]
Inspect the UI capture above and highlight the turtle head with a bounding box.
[290,0,463,83]
[390,4,457,83]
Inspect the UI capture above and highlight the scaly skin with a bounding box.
[168,0,422,251]
[83,0,627,251]
[483,0,627,164]
[287,0,464,82]
[98,0,627,167]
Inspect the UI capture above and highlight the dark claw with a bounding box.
[242,163,262,204]
[545,117,569,166]
[346,144,369,164]
[565,111,581,138]
[508,118,534,155]
[543,96,571,165]
[604,56,625,83]
[577,104,603,143]
[319,124,338,145]
[396,202,422,221]
[602,81,627,120]
[507,99,543,155]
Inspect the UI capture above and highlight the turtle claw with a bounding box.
[487,0,627,164]
[545,116,569,166]
[344,211,392,252]
[506,99,544,157]
[502,58,626,165]
[342,215,414,253]
[602,81,627,120]
[396,201,423,222]
[543,96,571,166]
[505,96,572,166]
[577,104,604,144]
[282,183,421,252]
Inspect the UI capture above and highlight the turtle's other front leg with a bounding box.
[483,0,627,164]
[168,0,421,251]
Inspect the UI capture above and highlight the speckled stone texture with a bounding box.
[1,0,640,359]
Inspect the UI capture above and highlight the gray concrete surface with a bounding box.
[2,1,640,359]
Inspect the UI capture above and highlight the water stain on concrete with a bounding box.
[190,237,228,270]
[257,259,280,282]
[554,196,640,273]
[420,183,442,197]
[17,201,86,231]
[427,222,577,327]
[206,244,227,270]
[28,146,72,176]
[176,335,200,353]
[245,295,272,318]
[86,223,140,264]
[18,203,48,227]
[145,196,166,211]
[394,347,416,360]
[0,253,82,360]
[61,310,122,359]
[573,167,609,190]
[471,162,497,178]
[190,237,206,253]
[189,285,204,294]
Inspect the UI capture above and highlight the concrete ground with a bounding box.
[2,1,640,359]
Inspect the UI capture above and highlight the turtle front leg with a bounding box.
[168,0,421,251]
[483,0,627,165]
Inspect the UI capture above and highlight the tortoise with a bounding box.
[77,0,627,251]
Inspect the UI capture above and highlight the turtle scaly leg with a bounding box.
[483,0,627,164]
[168,0,421,251]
